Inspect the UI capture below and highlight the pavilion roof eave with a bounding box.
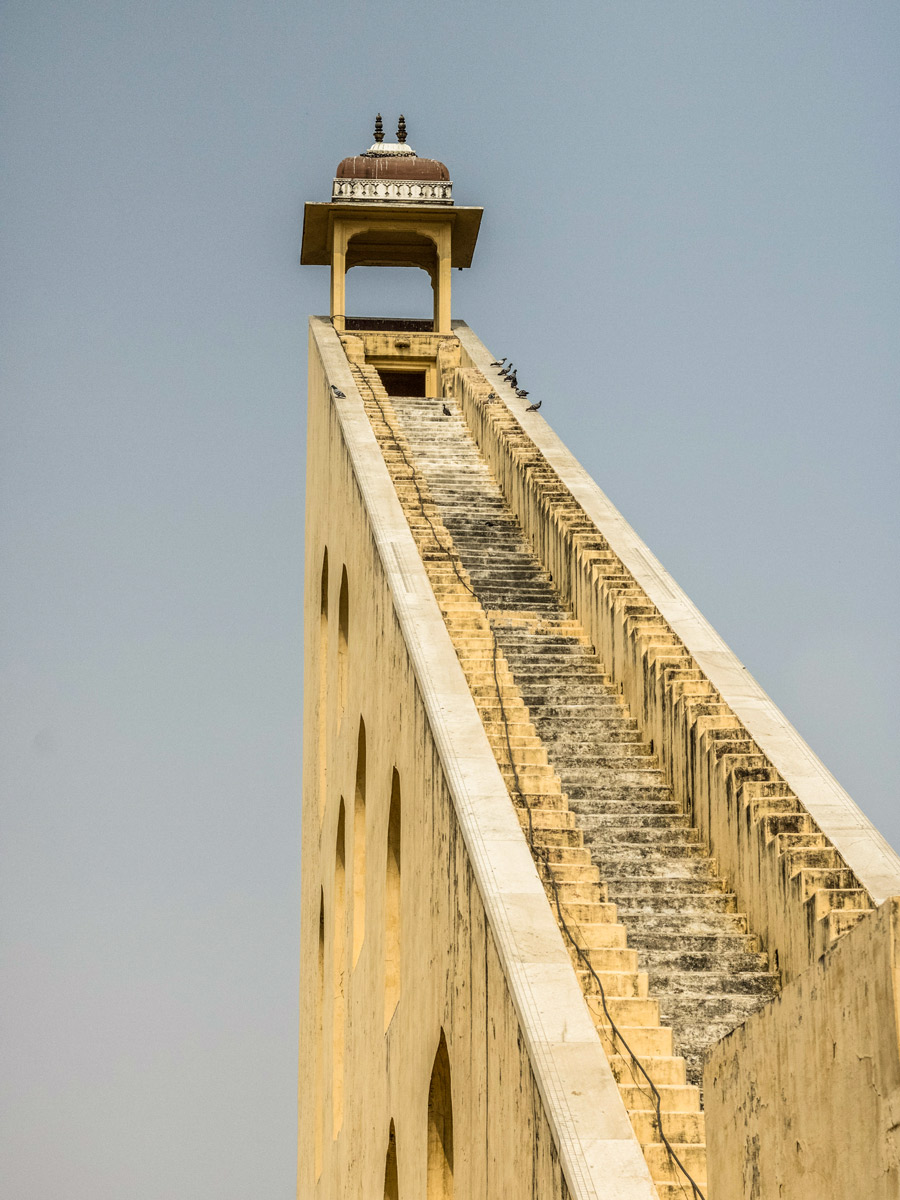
[300,201,483,268]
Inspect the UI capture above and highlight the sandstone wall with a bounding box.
[704,896,900,1200]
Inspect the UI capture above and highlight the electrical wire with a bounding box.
[351,367,705,1200]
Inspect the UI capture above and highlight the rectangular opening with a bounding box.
[378,370,427,397]
[344,317,434,333]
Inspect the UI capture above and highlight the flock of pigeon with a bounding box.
[329,355,543,418]
[488,357,542,412]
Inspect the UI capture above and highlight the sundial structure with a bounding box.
[298,118,900,1200]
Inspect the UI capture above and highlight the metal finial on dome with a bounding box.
[373,113,384,143]
[397,115,407,144]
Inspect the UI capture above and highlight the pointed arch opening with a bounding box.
[352,718,367,966]
[318,549,329,821]
[427,1031,454,1198]
[332,801,346,1136]
[314,890,325,1178]
[383,1119,399,1200]
[384,769,401,1029]
[337,566,349,722]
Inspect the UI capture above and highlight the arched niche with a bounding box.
[383,1119,399,1200]
[352,717,367,966]
[426,1030,453,1197]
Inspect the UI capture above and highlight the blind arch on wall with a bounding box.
[337,566,349,722]
[426,1030,453,1198]
[384,769,401,1029]
[332,800,346,1136]
[314,890,325,1178]
[318,549,329,820]
[383,1119,399,1200]
[352,718,367,965]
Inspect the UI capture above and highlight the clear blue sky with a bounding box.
[2,2,898,1196]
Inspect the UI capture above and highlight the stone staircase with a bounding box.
[353,369,783,1197]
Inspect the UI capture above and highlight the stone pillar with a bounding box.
[330,221,347,332]
[432,226,452,334]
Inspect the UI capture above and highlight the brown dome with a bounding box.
[336,155,450,182]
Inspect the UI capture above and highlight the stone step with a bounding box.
[618,1085,701,1114]
[807,887,872,919]
[568,944,640,973]
[575,812,691,830]
[515,794,570,815]
[576,968,650,998]
[596,1024,674,1058]
[609,1054,686,1087]
[655,1182,708,1198]
[650,969,779,998]
[534,843,591,865]
[573,921,628,949]
[591,995,661,1027]
[629,931,759,954]
[615,889,737,912]
[582,826,704,848]
[642,1143,707,1187]
[816,908,871,955]
[561,901,619,925]
[629,1108,705,1145]
[568,792,680,813]
[539,860,602,884]
[558,759,663,778]
[640,947,770,973]
[541,728,645,747]
[622,910,749,937]
[529,827,585,848]
[562,770,666,789]
[600,859,720,882]
[543,879,607,906]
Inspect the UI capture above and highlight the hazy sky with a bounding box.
[2,2,898,1196]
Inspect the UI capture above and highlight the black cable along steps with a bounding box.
[354,367,782,1197]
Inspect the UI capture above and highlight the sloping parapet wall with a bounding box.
[704,896,900,1200]
[450,322,900,986]
[300,318,658,1199]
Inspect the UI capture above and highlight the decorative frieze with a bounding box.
[331,177,453,205]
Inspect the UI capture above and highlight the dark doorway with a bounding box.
[378,370,427,397]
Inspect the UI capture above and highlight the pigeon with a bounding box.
[487,391,498,399]
[442,404,451,416]
[499,362,513,378]
[525,399,542,412]
[507,371,518,389]
[516,389,529,399]
[330,384,346,399]
[489,357,506,368]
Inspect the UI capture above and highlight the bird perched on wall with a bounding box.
[507,370,518,389]
[499,362,513,378]
[516,389,529,399]
[525,399,542,412]
[487,391,498,399]
[330,384,346,399]
[442,404,451,416]
[490,357,506,368]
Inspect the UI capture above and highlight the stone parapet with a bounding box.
[704,896,900,1200]
[449,321,900,983]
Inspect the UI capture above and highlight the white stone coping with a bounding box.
[309,316,659,1200]
[453,320,900,906]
